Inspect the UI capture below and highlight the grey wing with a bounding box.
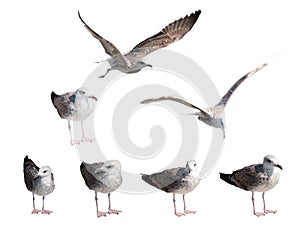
[80,162,102,190]
[127,10,201,59]
[23,157,39,191]
[230,164,266,190]
[216,63,268,107]
[141,96,211,118]
[78,11,127,64]
[141,167,185,190]
[81,162,104,176]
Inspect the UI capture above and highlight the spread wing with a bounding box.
[78,11,127,64]
[141,96,211,118]
[216,63,268,107]
[127,10,201,59]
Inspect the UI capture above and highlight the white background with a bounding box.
[0,0,299,238]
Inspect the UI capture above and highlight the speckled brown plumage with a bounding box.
[141,160,200,217]
[219,155,282,217]
[23,155,55,214]
[80,161,122,217]
[78,10,201,77]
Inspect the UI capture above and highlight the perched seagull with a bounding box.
[219,155,282,217]
[141,63,267,138]
[78,10,201,78]
[51,88,97,145]
[80,160,122,217]
[141,160,200,217]
[23,155,55,214]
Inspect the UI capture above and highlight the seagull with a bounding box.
[141,63,267,138]
[51,88,97,145]
[219,155,282,217]
[141,160,200,217]
[23,155,55,214]
[80,160,122,217]
[78,10,201,78]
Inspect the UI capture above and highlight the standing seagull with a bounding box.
[51,88,97,145]
[219,155,282,217]
[141,63,267,138]
[78,10,201,78]
[80,160,122,217]
[23,155,55,214]
[141,160,200,217]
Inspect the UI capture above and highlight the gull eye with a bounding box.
[43,170,47,173]
[194,163,196,167]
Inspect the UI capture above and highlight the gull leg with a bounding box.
[262,192,277,214]
[31,193,39,214]
[173,193,185,217]
[95,192,107,217]
[99,68,112,78]
[81,121,95,143]
[68,120,80,145]
[107,193,122,215]
[183,194,196,214]
[252,192,265,217]
[41,196,53,214]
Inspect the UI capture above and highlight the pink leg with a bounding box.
[262,192,277,214]
[107,193,122,215]
[31,193,39,214]
[70,139,81,145]
[95,192,107,217]
[81,121,95,143]
[68,120,81,145]
[31,208,39,214]
[183,194,197,214]
[173,194,185,217]
[252,192,265,217]
[41,196,53,214]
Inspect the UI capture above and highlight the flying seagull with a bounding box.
[141,160,200,217]
[78,10,201,78]
[23,155,55,214]
[51,88,97,145]
[219,155,282,217]
[80,160,122,217]
[141,63,267,138]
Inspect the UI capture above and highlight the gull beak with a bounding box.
[89,95,98,101]
[275,164,283,170]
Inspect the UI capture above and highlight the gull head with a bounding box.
[263,155,282,170]
[75,88,97,101]
[186,160,198,174]
[37,166,52,177]
[136,61,152,70]
[102,160,122,172]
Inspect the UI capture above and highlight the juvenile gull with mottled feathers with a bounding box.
[220,155,282,217]
[23,155,55,214]
[80,160,122,217]
[141,63,267,138]
[141,160,200,217]
[51,88,97,145]
[78,10,201,78]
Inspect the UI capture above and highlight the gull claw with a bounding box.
[108,208,122,215]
